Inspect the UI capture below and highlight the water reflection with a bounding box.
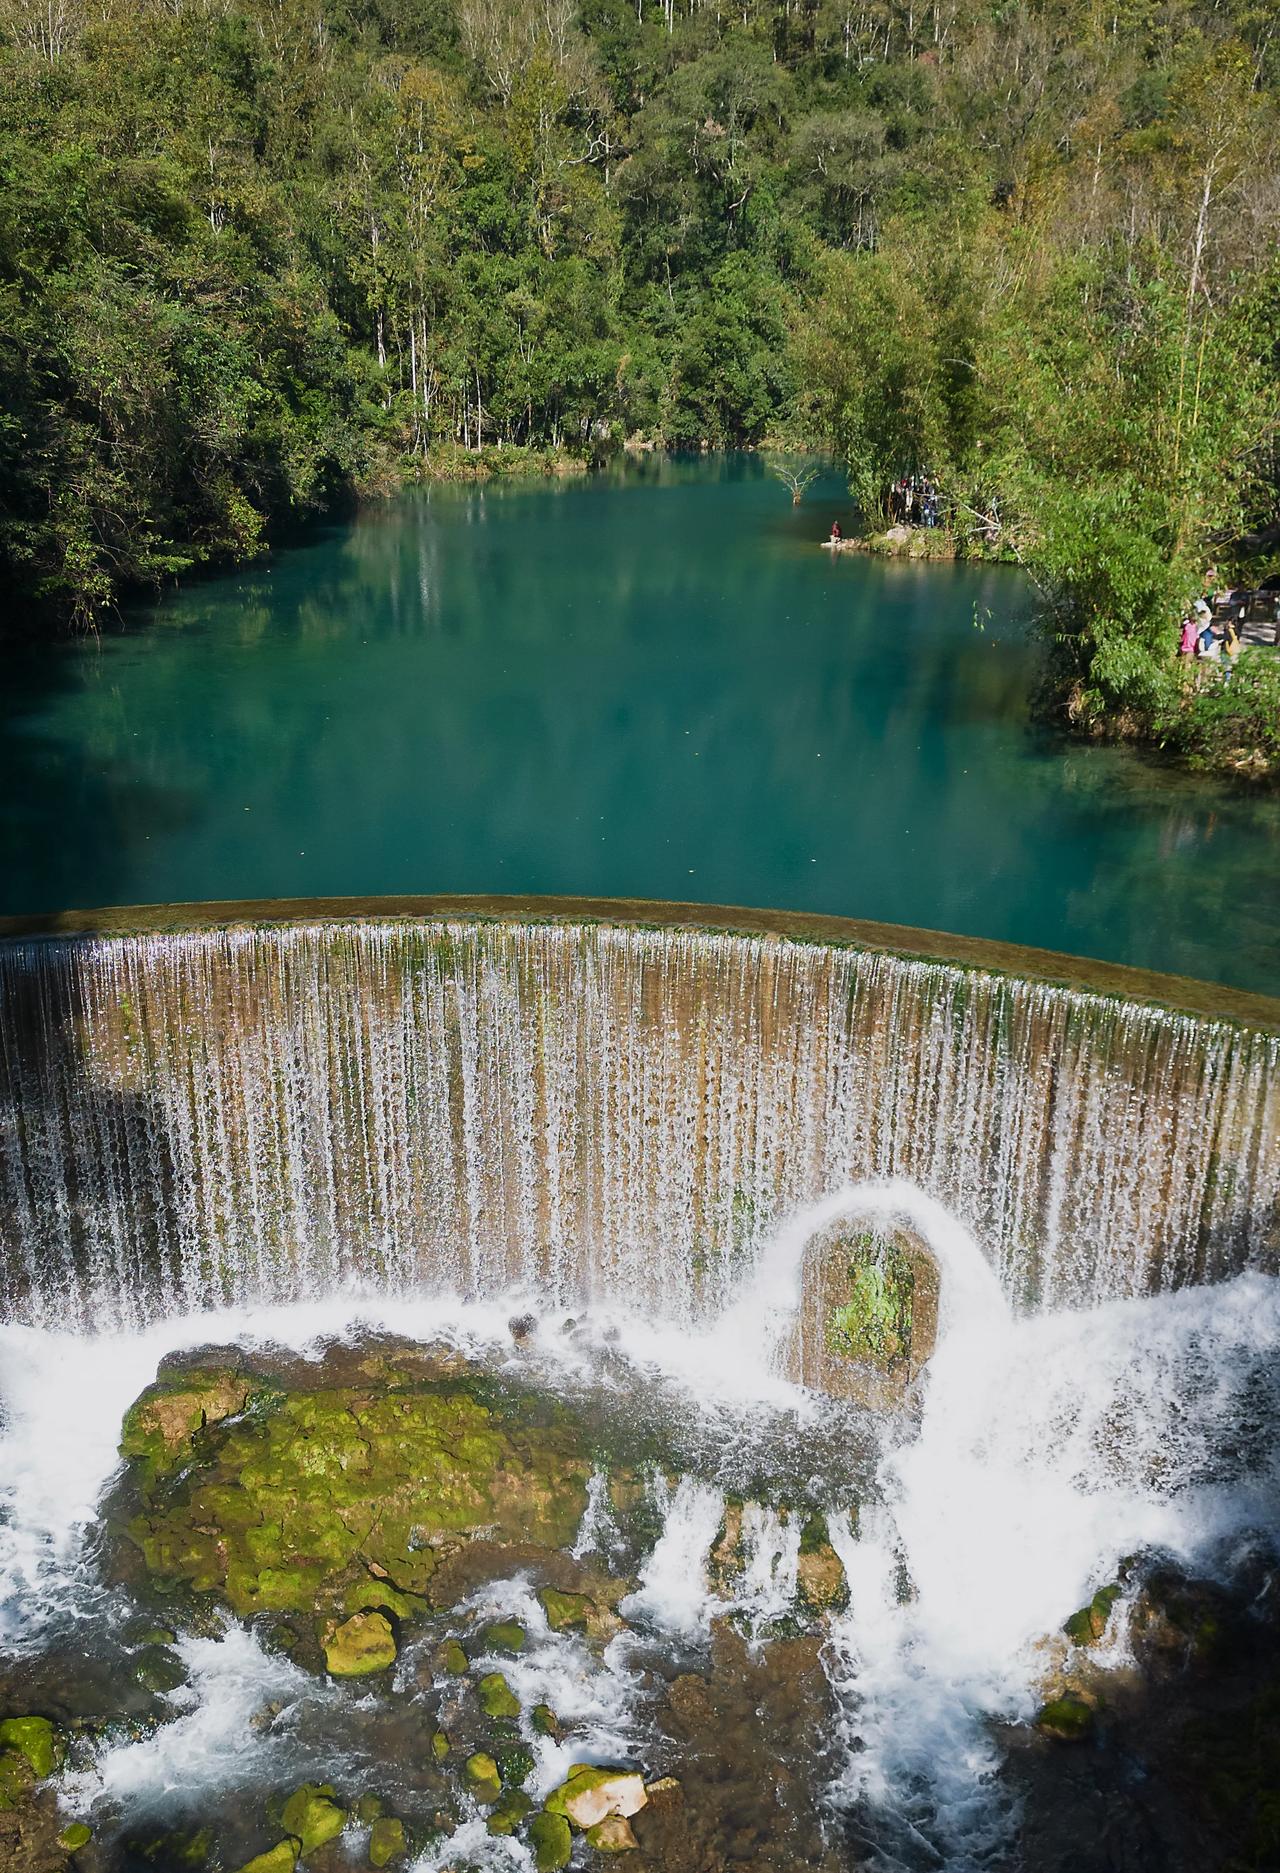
[1,456,1277,993]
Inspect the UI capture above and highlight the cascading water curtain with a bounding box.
[0,919,1275,1329]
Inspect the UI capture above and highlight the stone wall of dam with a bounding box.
[0,899,1276,1330]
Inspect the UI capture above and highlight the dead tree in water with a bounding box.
[767,456,821,505]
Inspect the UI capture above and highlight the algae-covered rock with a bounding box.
[235,1844,299,1873]
[546,1767,647,1830]
[823,1230,933,1374]
[464,1752,503,1804]
[368,1815,406,1866]
[477,1671,520,1719]
[1064,1583,1122,1647]
[495,1743,534,1788]
[355,1794,384,1824]
[1035,1692,1095,1741]
[531,1703,560,1737]
[538,1588,589,1631]
[120,1369,260,1484]
[430,1729,450,1760]
[586,1814,638,1851]
[485,1789,533,1836]
[131,1644,188,1694]
[280,1782,346,1852]
[437,1640,470,1677]
[116,1351,595,1627]
[0,1718,57,1780]
[529,1810,572,1873]
[481,1620,526,1655]
[322,1611,397,1677]
[58,1822,93,1851]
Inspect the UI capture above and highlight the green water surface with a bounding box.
[3,455,1277,993]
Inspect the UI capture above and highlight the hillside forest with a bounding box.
[1,0,1278,769]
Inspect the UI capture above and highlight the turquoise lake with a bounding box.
[3,453,1278,992]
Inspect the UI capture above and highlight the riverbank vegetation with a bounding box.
[0,0,1277,770]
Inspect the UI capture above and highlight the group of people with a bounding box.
[1178,567,1241,680]
[887,474,943,528]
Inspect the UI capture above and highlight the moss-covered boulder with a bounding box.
[529,1810,572,1873]
[437,1640,469,1677]
[322,1612,397,1677]
[791,1223,940,1403]
[480,1620,525,1655]
[538,1588,590,1632]
[477,1672,520,1719]
[545,1767,648,1830]
[485,1789,533,1836]
[531,1703,560,1738]
[464,1753,503,1804]
[368,1816,406,1866]
[1064,1583,1123,1647]
[0,1718,58,1780]
[57,1822,93,1852]
[114,1349,596,1629]
[235,1844,298,1873]
[1035,1692,1095,1741]
[279,1783,345,1852]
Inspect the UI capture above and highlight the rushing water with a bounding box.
[3,455,1279,992]
[1,920,1276,1330]
[1,1190,1279,1871]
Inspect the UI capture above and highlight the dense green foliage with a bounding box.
[1,0,1278,772]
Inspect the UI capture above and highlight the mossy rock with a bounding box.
[1064,1583,1122,1647]
[116,1357,595,1627]
[437,1640,469,1677]
[131,1644,188,1694]
[464,1753,502,1805]
[546,1767,647,1830]
[481,1620,526,1655]
[0,1718,57,1780]
[280,1783,346,1852]
[431,1730,450,1760]
[235,1844,299,1873]
[368,1816,406,1866]
[586,1815,638,1852]
[531,1703,560,1738]
[120,1370,261,1485]
[485,1790,533,1837]
[355,1795,384,1824]
[477,1671,520,1719]
[801,1225,940,1403]
[538,1588,589,1631]
[58,1822,93,1852]
[1035,1693,1095,1741]
[529,1811,573,1873]
[322,1611,397,1677]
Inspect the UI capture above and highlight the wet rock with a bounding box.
[531,1703,560,1738]
[545,1767,647,1830]
[1064,1583,1123,1647]
[111,1348,596,1631]
[495,1742,534,1788]
[464,1752,502,1804]
[322,1611,397,1677]
[234,1845,298,1873]
[643,1776,682,1811]
[57,1823,92,1852]
[477,1671,520,1719]
[480,1620,526,1655]
[820,1227,938,1391]
[355,1795,383,1824]
[485,1789,533,1836]
[586,1814,638,1851]
[1035,1693,1095,1741]
[528,1810,572,1872]
[437,1640,469,1677]
[796,1516,849,1617]
[509,1315,537,1344]
[431,1729,450,1760]
[368,1816,406,1866]
[130,1645,187,1694]
[0,1717,58,1779]
[538,1587,589,1631]
[279,1784,346,1853]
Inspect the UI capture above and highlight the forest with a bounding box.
[1,0,1278,768]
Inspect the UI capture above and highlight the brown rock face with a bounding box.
[780,1221,941,1405]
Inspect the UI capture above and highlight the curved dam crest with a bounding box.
[0,899,1276,1330]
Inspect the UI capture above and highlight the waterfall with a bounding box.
[0,915,1275,1329]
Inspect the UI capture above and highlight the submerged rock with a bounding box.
[480,1620,526,1655]
[464,1752,503,1804]
[112,1347,597,1634]
[485,1789,534,1836]
[586,1814,639,1851]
